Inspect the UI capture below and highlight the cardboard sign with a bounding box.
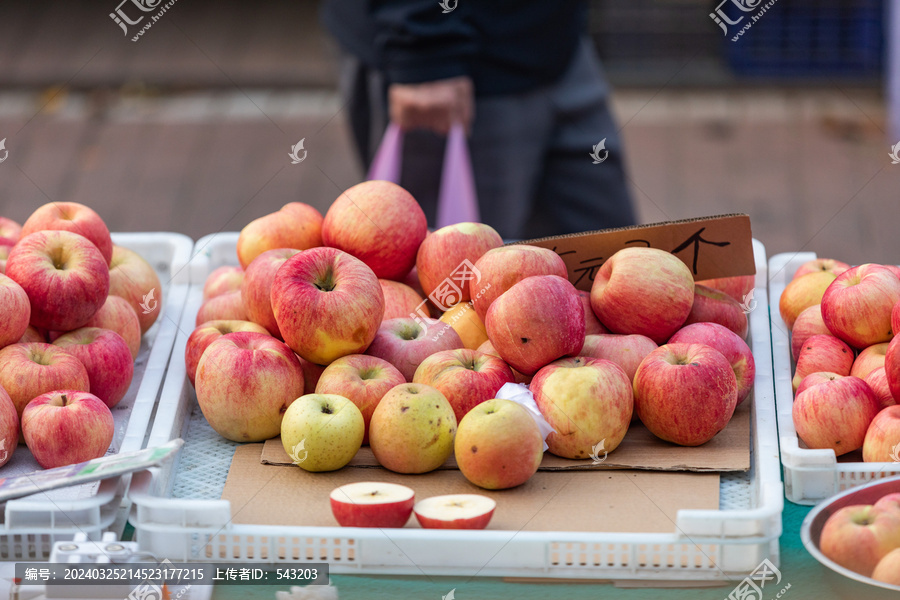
[517,213,755,291]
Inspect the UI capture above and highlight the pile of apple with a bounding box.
[188,180,756,527]
[0,203,161,470]
[819,492,900,585]
[779,259,900,460]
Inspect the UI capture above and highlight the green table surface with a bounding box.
[209,500,897,600]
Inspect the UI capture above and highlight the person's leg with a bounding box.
[528,39,637,237]
[467,90,555,240]
[337,53,374,169]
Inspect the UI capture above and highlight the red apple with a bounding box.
[0,273,30,349]
[236,202,323,269]
[790,304,831,361]
[852,343,890,379]
[185,320,269,386]
[203,265,244,301]
[195,290,248,327]
[863,405,900,462]
[669,322,755,405]
[18,326,46,344]
[819,504,900,577]
[633,343,738,446]
[866,367,897,410]
[272,247,384,365]
[485,275,585,375]
[0,342,90,419]
[892,300,900,337]
[330,482,414,528]
[0,386,18,466]
[84,295,142,360]
[415,222,503,302]
[196,332,305,442]
[821,264,900,348]
[872,548,900,585]
[53,327,134,409]
[108,244,163,334]
[874,493,900,512]
[889,336,900,406]
[792,375,879,456]
[21,202,113,265]
[579,334,657,382]
[576,290,608,335]
[792,334,854,392]
[682,284,749,339]
[401,266,425,298]
[694,274,755,303]
[240,248,299,337]
[414,494,496,529]
[470,245,567,321]
[793,258,850,280]
[590,247,694,344]
[532,357,633,459]
[315,354,406,444]
[454,398,543,489]
[379,279,425,321]
[322,181,427,280]
[0,242,12,274]
[779,271,838,330]
[297,354,326,395]
[366,317,464,381]
[795,371,843,397]
[476,339,531,384]
[0,217,21,243]
[6,231,109,331]
[22,390,114,469]
[412,349,514,423]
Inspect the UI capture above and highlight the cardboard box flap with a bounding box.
[261,400,751,472]
[225,444,720,532]
[518,213,755,291]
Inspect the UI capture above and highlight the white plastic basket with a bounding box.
[130,234,783,582]
[769,252,900,505]
[0,232,193,560]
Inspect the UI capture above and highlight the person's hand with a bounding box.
[388,76,474,135]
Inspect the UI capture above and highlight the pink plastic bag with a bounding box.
[367,122,480,227]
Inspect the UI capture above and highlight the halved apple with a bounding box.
[329,482,414,528]
[414,494,496,529]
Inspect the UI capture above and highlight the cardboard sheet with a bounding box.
[260,396,751,473]
[518,213,755,291]
[223,444,720,532]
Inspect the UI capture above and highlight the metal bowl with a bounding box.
[801,475,900,593]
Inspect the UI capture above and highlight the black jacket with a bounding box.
[321,0,588,96]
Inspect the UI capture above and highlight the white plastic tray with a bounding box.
[0,232,192,560]
[769,252,900,505]
[129,234,782,582]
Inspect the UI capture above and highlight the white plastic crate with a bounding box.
[769,252,900,505]
[129,234,783,582]
[0,232,193,560]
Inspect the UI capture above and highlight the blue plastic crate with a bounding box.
[724,0,884,78]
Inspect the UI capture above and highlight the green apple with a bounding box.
[369,383,457,474]
[280,394,364,472]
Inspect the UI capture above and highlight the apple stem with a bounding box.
[60,394,68,407]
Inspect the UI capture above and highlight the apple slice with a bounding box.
[329,482,414,528]
[414,494,496,530]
